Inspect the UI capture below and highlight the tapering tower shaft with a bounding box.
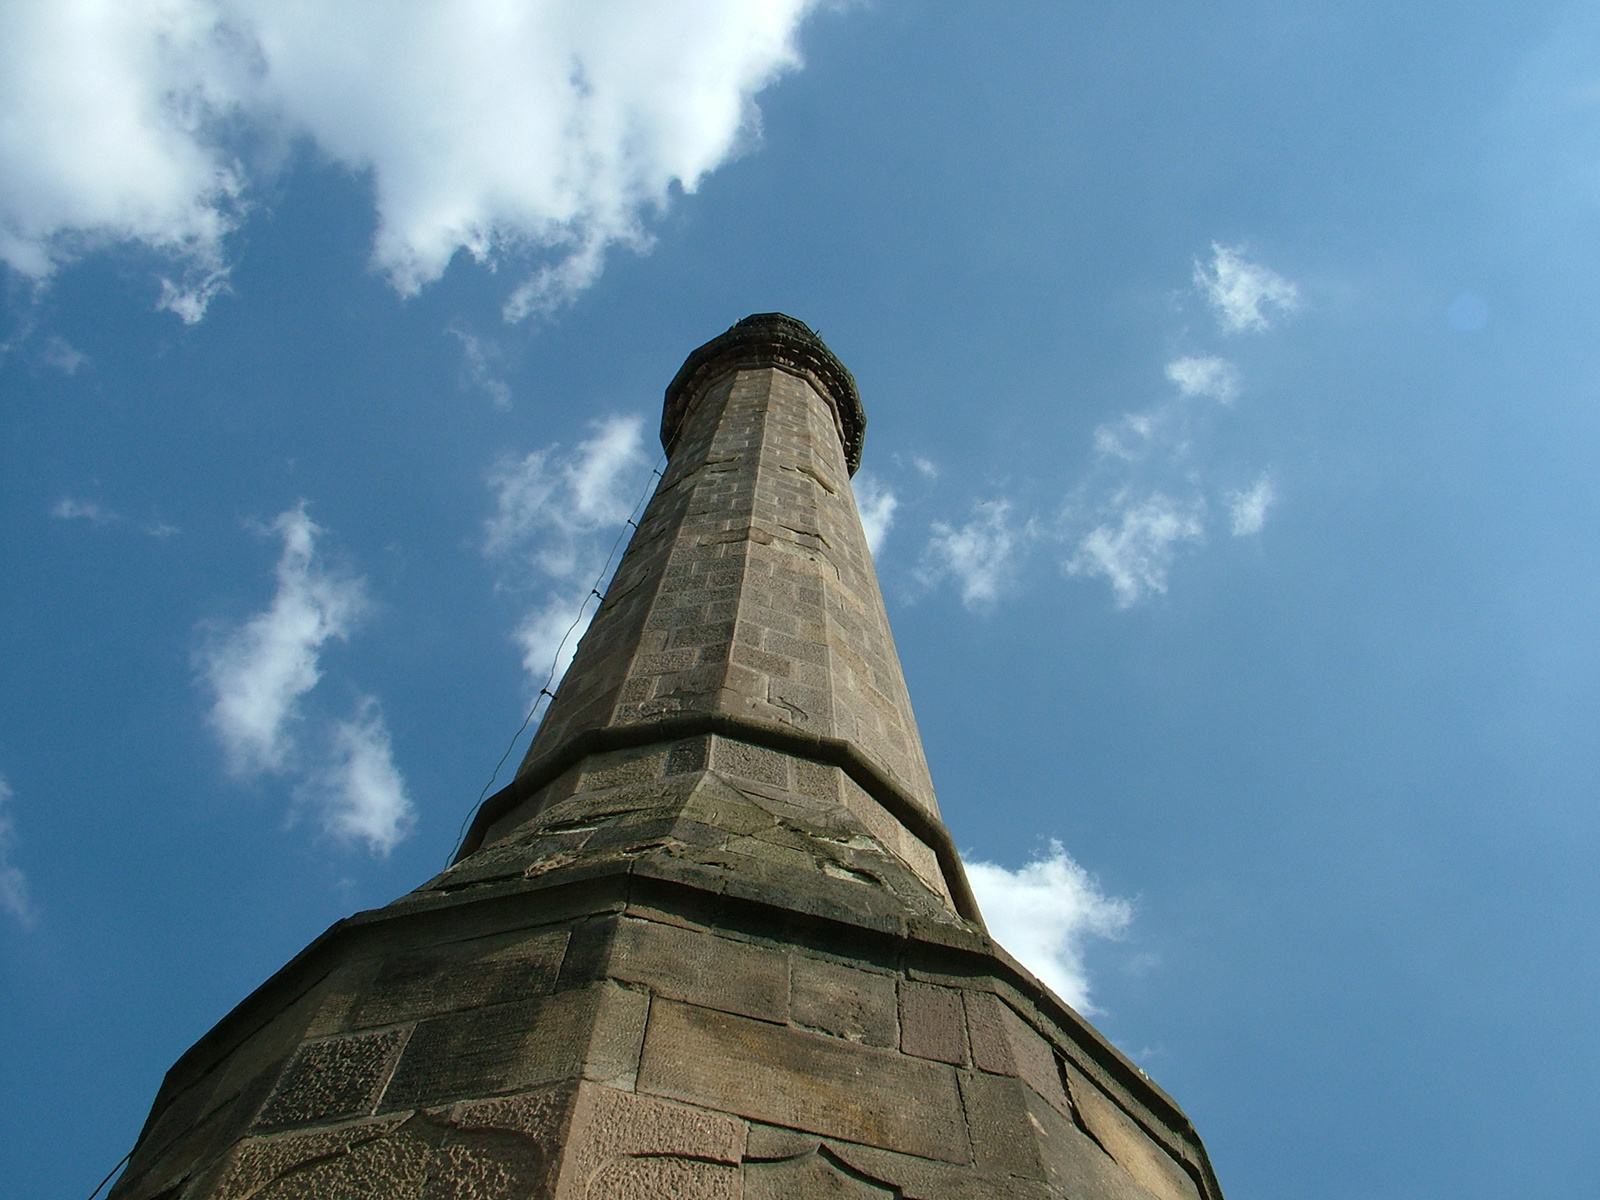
[464,314,975,916]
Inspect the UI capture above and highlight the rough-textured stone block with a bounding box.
[254,1028,408,1130]
[607,916,789,1023]
[899,981,968,1065]
[212,1107,559,1200]
[554,1082,744,1200]
[637,999,968,1163]
[829,1137,1062,1200]
[790,955,898,1048]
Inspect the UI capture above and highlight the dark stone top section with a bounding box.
[663,313,867,475]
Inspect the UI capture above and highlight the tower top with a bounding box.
[663,312,867,474]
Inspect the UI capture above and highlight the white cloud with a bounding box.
[0,1,246,318]
[1228,474,1275,536]
[1067,493,1205,608]
[486,415,650,570]
[1165,355,1240,404]
[0,0,821,319]
[1193,242,1301,334]
[912,456,938,480]
[303,697,415,855]
[852,471,898,557]
[486,416,654,688]
[966,841,1132,1014]
[514,594,596,692]
[51,496,118,527]
[0,775,35,928]
[201,503,369,775]
[919,501,1020,610]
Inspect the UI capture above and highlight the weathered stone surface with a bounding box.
[607,915,789,1023]
[210,1107,561,1200]
[745,1147,897,1198]
[963,990,1071,1116]
[351,928,568,1029]
[554,1082,744,1200]
[899,981,969,1066]
[637,999,969,1163]
[1065,1062,1202,1200]
[958,1068,1049,1180]
[254,1029,407,1130]
[791,954,898,1048]
[379,983,647,1110]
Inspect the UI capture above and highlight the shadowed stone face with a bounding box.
[108,316,1225,1200]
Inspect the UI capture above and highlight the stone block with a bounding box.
[745,1147,897,1198]
[1064,1062,1201,1200]
[710,737,790,788]
[253,1028,408,1130]
[829,1138,1061,1200]
[1027,1091,1167,1200]
[637,999,968,1163]
[607,916,789,1023]
[351,928,568,1029]
[378,983,647,1110]
[899,982,968,1065]
[212,1107,559,1200]
[554,1082,745,1200]
[790,955,898,1048]
[962,991,1071,1116]
[957,1070,1047,1180]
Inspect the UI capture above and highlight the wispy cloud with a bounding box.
[299,697,414,856]
[449,326,511,409]
[40,335,86,374]
[51,497,118,528]
[202,505,369,776]
[966,841,1132,1014]
[1194,243,1301,333]
[197,504,412,853]
[486,416,654,690]
[918,501,1022,610]
[0,1,822,320]
[0,775,35,928]
[908,242,1293,612]
[1068,493,1206,608]
[52,495,178,537]
[1165,355,1240,404]
[1228,474,1275,536]
[852,471,898,557]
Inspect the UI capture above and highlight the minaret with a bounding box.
[112,315,1225,1200]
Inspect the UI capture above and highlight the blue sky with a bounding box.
[5,1,1600,1196]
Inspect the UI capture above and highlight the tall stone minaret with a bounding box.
[112,315,1225,1200]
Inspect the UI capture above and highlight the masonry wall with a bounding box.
[111,887,1213,1200]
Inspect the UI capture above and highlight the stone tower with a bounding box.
[111,315,1226,1200]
